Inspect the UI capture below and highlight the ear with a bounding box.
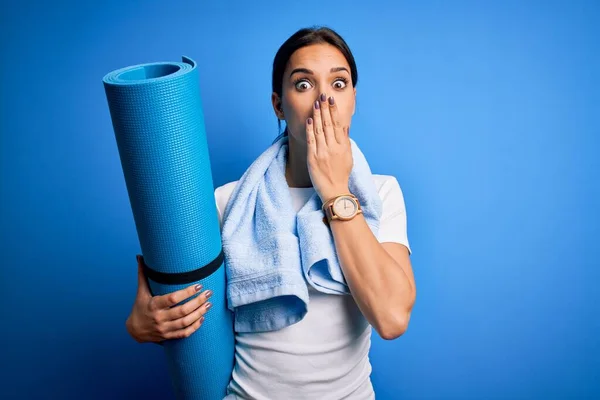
[271,92,285,120]
[352,87,357,116]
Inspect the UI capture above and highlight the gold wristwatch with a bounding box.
[322,193,362,224]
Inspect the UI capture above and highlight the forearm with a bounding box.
[329,212,415,339]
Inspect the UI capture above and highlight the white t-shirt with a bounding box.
[216,174,411,400]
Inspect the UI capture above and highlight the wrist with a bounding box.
[322,190,362,225]
[320,186,350,203]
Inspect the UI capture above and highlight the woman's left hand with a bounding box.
[306,93,353,203]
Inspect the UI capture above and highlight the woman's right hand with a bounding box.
[125,255,214,344]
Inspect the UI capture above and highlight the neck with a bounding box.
[285,133,313,188]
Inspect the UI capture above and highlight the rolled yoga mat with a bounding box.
[102,56,235,400]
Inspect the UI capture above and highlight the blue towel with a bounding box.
[221,134,382,333]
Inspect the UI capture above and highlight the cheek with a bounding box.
[286,95,314,122]
[336,99,355,124]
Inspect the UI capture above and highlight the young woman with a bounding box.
[126,26,416,399]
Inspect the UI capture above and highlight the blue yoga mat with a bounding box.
[102,56,235,400]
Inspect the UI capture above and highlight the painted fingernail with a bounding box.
[329,96,335,105]
[200,316,205,322]
[320,93,326,102]
[205,290,213,298]
[206,302,212,310]
[195,284,202,292]
[307,117,313,125]
[314,100,320,109]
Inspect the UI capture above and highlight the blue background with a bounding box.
[1,0,598,399]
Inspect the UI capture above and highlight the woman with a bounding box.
[126,26,416,399]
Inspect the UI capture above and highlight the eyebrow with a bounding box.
[289,67,350,78]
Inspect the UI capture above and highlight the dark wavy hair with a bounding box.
[271,26,358,139]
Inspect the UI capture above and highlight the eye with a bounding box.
[333,78,348,90]
[294,79,312,91]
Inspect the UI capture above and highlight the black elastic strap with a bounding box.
[142,249,224,285]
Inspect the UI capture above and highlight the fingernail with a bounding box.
[206,302,212,310]
[307,117,313,125]
[200,316,205,322]
[314,100,320,110]
[320,93,326,102]
[195,284,202,292]
[205,290,213,298]
[329,96,335,105]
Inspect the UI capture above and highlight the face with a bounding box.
[272,43,356,143]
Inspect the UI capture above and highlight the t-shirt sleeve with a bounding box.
[215,188,224,232]
[214,182,236,233]
[377,176,411,254]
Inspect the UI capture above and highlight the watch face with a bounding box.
[333,196,358,219]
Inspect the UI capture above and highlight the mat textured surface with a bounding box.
[103,56,235,400]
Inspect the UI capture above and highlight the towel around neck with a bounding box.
[221,134,382,333]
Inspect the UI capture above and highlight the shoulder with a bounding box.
[215,179,239,199]
[372,174,405,201]
[372,173,409,222]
